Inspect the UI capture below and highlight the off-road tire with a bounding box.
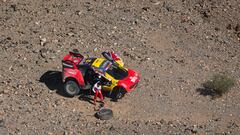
[64,80,80,97]
[95,108,113,120]
[111,87,126,101]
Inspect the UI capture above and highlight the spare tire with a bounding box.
[95,108,113,120]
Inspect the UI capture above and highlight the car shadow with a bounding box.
[78,90,95,105]
[196,87,216,99]
[78,89,114,104]
[39,70,68,97]
[39,70,114,102]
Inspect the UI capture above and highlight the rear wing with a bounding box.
[62,60,74,69]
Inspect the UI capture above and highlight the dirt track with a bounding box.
[0,0,240,134]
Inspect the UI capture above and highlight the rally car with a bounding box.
[62,49,140,100]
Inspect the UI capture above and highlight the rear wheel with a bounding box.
[111,87,126,101]
[64,80,80,97]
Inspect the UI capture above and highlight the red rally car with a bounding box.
[62,50,140,100]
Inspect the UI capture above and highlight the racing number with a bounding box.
[130,76,137,83]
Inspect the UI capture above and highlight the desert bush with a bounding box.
[203,74,235,97]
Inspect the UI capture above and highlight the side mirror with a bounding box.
[102,52,113,61]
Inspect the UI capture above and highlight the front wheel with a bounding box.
[111,87,126,101]
[64,80,80,97]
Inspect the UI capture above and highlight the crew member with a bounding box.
[92,78,104,106]
[105,50,124,67]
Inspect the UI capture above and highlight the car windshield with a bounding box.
[106,65,128,80]
[97,60,112,73]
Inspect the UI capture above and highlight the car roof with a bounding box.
[91,58,112,76]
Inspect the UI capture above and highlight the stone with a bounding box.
[0,119,4,127]
[40,37,47,46]
[191,125,198,133]
[3,90,10,94]
[67,32,74,36]
[40,48,48,58]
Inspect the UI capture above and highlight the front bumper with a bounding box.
[130,82,139,89]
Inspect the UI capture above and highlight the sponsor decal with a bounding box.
[68,71,76,75]
[130,76,137,82]
[62,62,73,68]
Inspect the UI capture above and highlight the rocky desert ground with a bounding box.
[0,0,240,134]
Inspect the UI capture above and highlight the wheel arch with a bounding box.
[113,86,127,95]
[65,77,79,85]
[111,86,127,100]
[113,86,126,91]
[116,82,130,92]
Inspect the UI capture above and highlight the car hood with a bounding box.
[118,69,140,92]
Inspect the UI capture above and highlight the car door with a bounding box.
[102,73,118,91]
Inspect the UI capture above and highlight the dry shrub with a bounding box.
[203,74,235,97]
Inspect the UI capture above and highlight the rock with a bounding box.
[52,39,58,43]
[151,0,161,5]
[67,32,74,36]
[0,119,5,127]
[181,15,191,23]
[109,125,115,131]
[214,27,220,31]
[142,7,150,11]
[32,49,39,53]
[8,65,13,71]
[10,4,17,12]
[93,48,97,52]
[21,40,29,44]
[40,37,46,42]
[227,122,239,129]
[191,125,198,134]
[35,21,40,25]
[163,2,173,12]
[226,24,232,30]
[3,89,10,94]
[201,10,211,18]
[76,10,82,15]
[49,56,56,60]
[235,24,240,32]
[40,37,47,46]
[55,99,62,106]
[86,122,91,127]
[47,132,53,135]
[40,48,48,58]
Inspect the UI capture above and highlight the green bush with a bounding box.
[203,74,235,97]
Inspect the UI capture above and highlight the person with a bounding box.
[109,50,120,61]
[105,50,124,67]
[92,76,104,106]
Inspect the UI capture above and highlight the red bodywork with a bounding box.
[118,69,140,92]
[62,52,85,86]
[109,51,121,61]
